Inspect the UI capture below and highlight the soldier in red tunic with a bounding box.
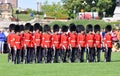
[86,24,95,62]
[60,25,69,62]
[23,23,32,63]
[29,25,34,63]
[41,25,52,63]
[19,25,25,62]
[14,25,22,64]
[68,23,77,62]
[76,25,86,62]
[7,24,15,63]
[51,24,61,63]
[33,23,43,63]
[94,24,102,62]
[104,25,112,62]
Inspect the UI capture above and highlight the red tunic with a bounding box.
[7,33,15,48]
[77,33,86,48]
[20,33,24,48]
[104,34,112,48]
[14,34,22,50]
[86,33,95,48]
[41,33,51,48]
[33,32,42,47]
[51,33,61,49]
[60,33,68,49]
[68,32,77,48]
[30,33,34,48]
[94,34,101,48]
[24,32,32,47]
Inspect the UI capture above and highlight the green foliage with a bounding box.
[62,0,113,18]
[0,53,120,76]
[49,21,67,27]
[49,20,109,29]
[42,1,68,18]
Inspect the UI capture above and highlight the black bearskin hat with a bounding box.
[94,24,100,33]
[86,24,93,33]
[9,24,15,32]
[44,24,50,32]
[76,25,85,33]
[34,23,40,31]
[25,23,31,31]
[53,24,60,32]
[62,25,68,32]
[30,25,33,32]
[20,25,24,31]
[15,25,20,33]
[69,23,76,32]
[105,25,112,33]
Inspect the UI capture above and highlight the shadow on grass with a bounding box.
[112,60,120,62]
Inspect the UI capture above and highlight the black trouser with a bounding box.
[26,47,31,63]
[21,48,24,62]
[30,47,34,63]
[60,49,67,62]
[86,48,94,62]
[96,48,101,62]
[77,47,85,62]
[104,48,112,62]
[16,50,21,64]
[43,48,52,63]
[36,46,42,63]
[53,49,60,63]
[71,48,77,62]
[62,49,71,62]
[8,47,14,62]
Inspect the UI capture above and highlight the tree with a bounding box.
[62,0,113,18]
[41,1,68,18]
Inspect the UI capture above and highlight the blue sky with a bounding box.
[18,0,61,10]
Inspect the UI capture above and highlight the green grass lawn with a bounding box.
[0,52,120,76]
[13,14,44,21]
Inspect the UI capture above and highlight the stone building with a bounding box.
[0,0,18,8]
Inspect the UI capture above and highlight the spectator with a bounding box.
[117,29,120,52]
[112,29,118,42]
[101,28,105,39]
[112,29,118,52]
[0,29,6,54]
[100,28,105,52]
